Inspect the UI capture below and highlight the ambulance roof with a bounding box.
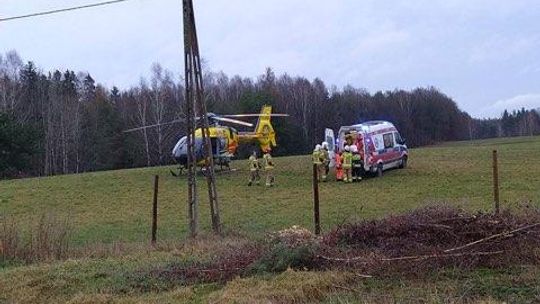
[341,121,396,134]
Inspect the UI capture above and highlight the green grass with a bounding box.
[1,136,539,245]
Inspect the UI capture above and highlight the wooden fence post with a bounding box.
[152,175,159,245]
[313,164,321,235]
[492,150,500,215]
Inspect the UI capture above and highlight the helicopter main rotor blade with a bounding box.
[194,113,215,120]
[221,114,289,117]
[212,116,254,127]
[123,119,185,133]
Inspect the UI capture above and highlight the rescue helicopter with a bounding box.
[124,105,288,175]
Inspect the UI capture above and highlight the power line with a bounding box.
[0,0,133,22]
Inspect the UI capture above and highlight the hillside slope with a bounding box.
[1,136,539,245]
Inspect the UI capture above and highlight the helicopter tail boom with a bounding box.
[238,105,276,152]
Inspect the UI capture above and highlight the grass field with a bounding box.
[1,136,540,303]
[1,136,539,245]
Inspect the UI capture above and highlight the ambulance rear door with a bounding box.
[324,128,336,167]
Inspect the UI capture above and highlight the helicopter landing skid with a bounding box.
[170,166,236,177]
[170,167,184,177]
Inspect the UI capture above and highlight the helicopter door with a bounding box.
[210,138,219,155]
[218,137,227,154]
[324,128,336,168]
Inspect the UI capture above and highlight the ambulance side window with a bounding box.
[394,132,402,145]
[383,133,394,149]
[373,135,383,151]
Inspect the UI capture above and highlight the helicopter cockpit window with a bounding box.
[172,136,188,156]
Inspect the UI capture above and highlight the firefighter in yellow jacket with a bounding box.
[342,145,353,183]
[247,150,260,186]
[263,148,275,187]
[312,144,324,182]
[320,142,330,182]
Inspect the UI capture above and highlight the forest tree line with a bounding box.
[1,50,540,178]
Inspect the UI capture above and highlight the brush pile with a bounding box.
[319,205,540,275]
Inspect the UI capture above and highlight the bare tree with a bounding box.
[2,51,22,112]
[135,81,152,167]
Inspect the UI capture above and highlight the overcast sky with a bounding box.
[1,0,539,118]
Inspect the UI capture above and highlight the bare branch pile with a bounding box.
[319,205,540,275]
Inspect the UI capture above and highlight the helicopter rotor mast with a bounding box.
[183,0,221,236]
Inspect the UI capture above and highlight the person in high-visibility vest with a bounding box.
[312,144,323,182]
[247,150,260,186]
[351,145,363,182]
[342,145,353,183]
[335,151,343,181]
[321,142,330,181]
[263,148,275,187]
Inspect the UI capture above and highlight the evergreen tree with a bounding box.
[0,113,39,178]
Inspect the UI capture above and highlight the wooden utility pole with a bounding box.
[183,0,198,237]
[183,0,221,235]
[312,164,321,235]
[492,150,500,214]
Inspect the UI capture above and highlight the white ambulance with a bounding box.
[325,121,408,176]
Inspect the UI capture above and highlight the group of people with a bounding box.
[246,132,366,186]
[334,144,363,182]
[247,149,275,187]
[313,133,365,183]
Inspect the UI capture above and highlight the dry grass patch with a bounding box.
[64,287,197,304]
[210,270,355,304]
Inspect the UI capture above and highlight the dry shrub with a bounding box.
[130,241,264,292]
[319,205,540,275]
[0,213,71,264]
[250,226,319,273]
[0,216,21,262]
[270,225,317,248]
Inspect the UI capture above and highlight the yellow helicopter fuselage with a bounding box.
[194,126,239,155]
[172,105,283,168]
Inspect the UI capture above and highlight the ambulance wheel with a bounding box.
[399,156,408,169]
[377,164,383,177]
